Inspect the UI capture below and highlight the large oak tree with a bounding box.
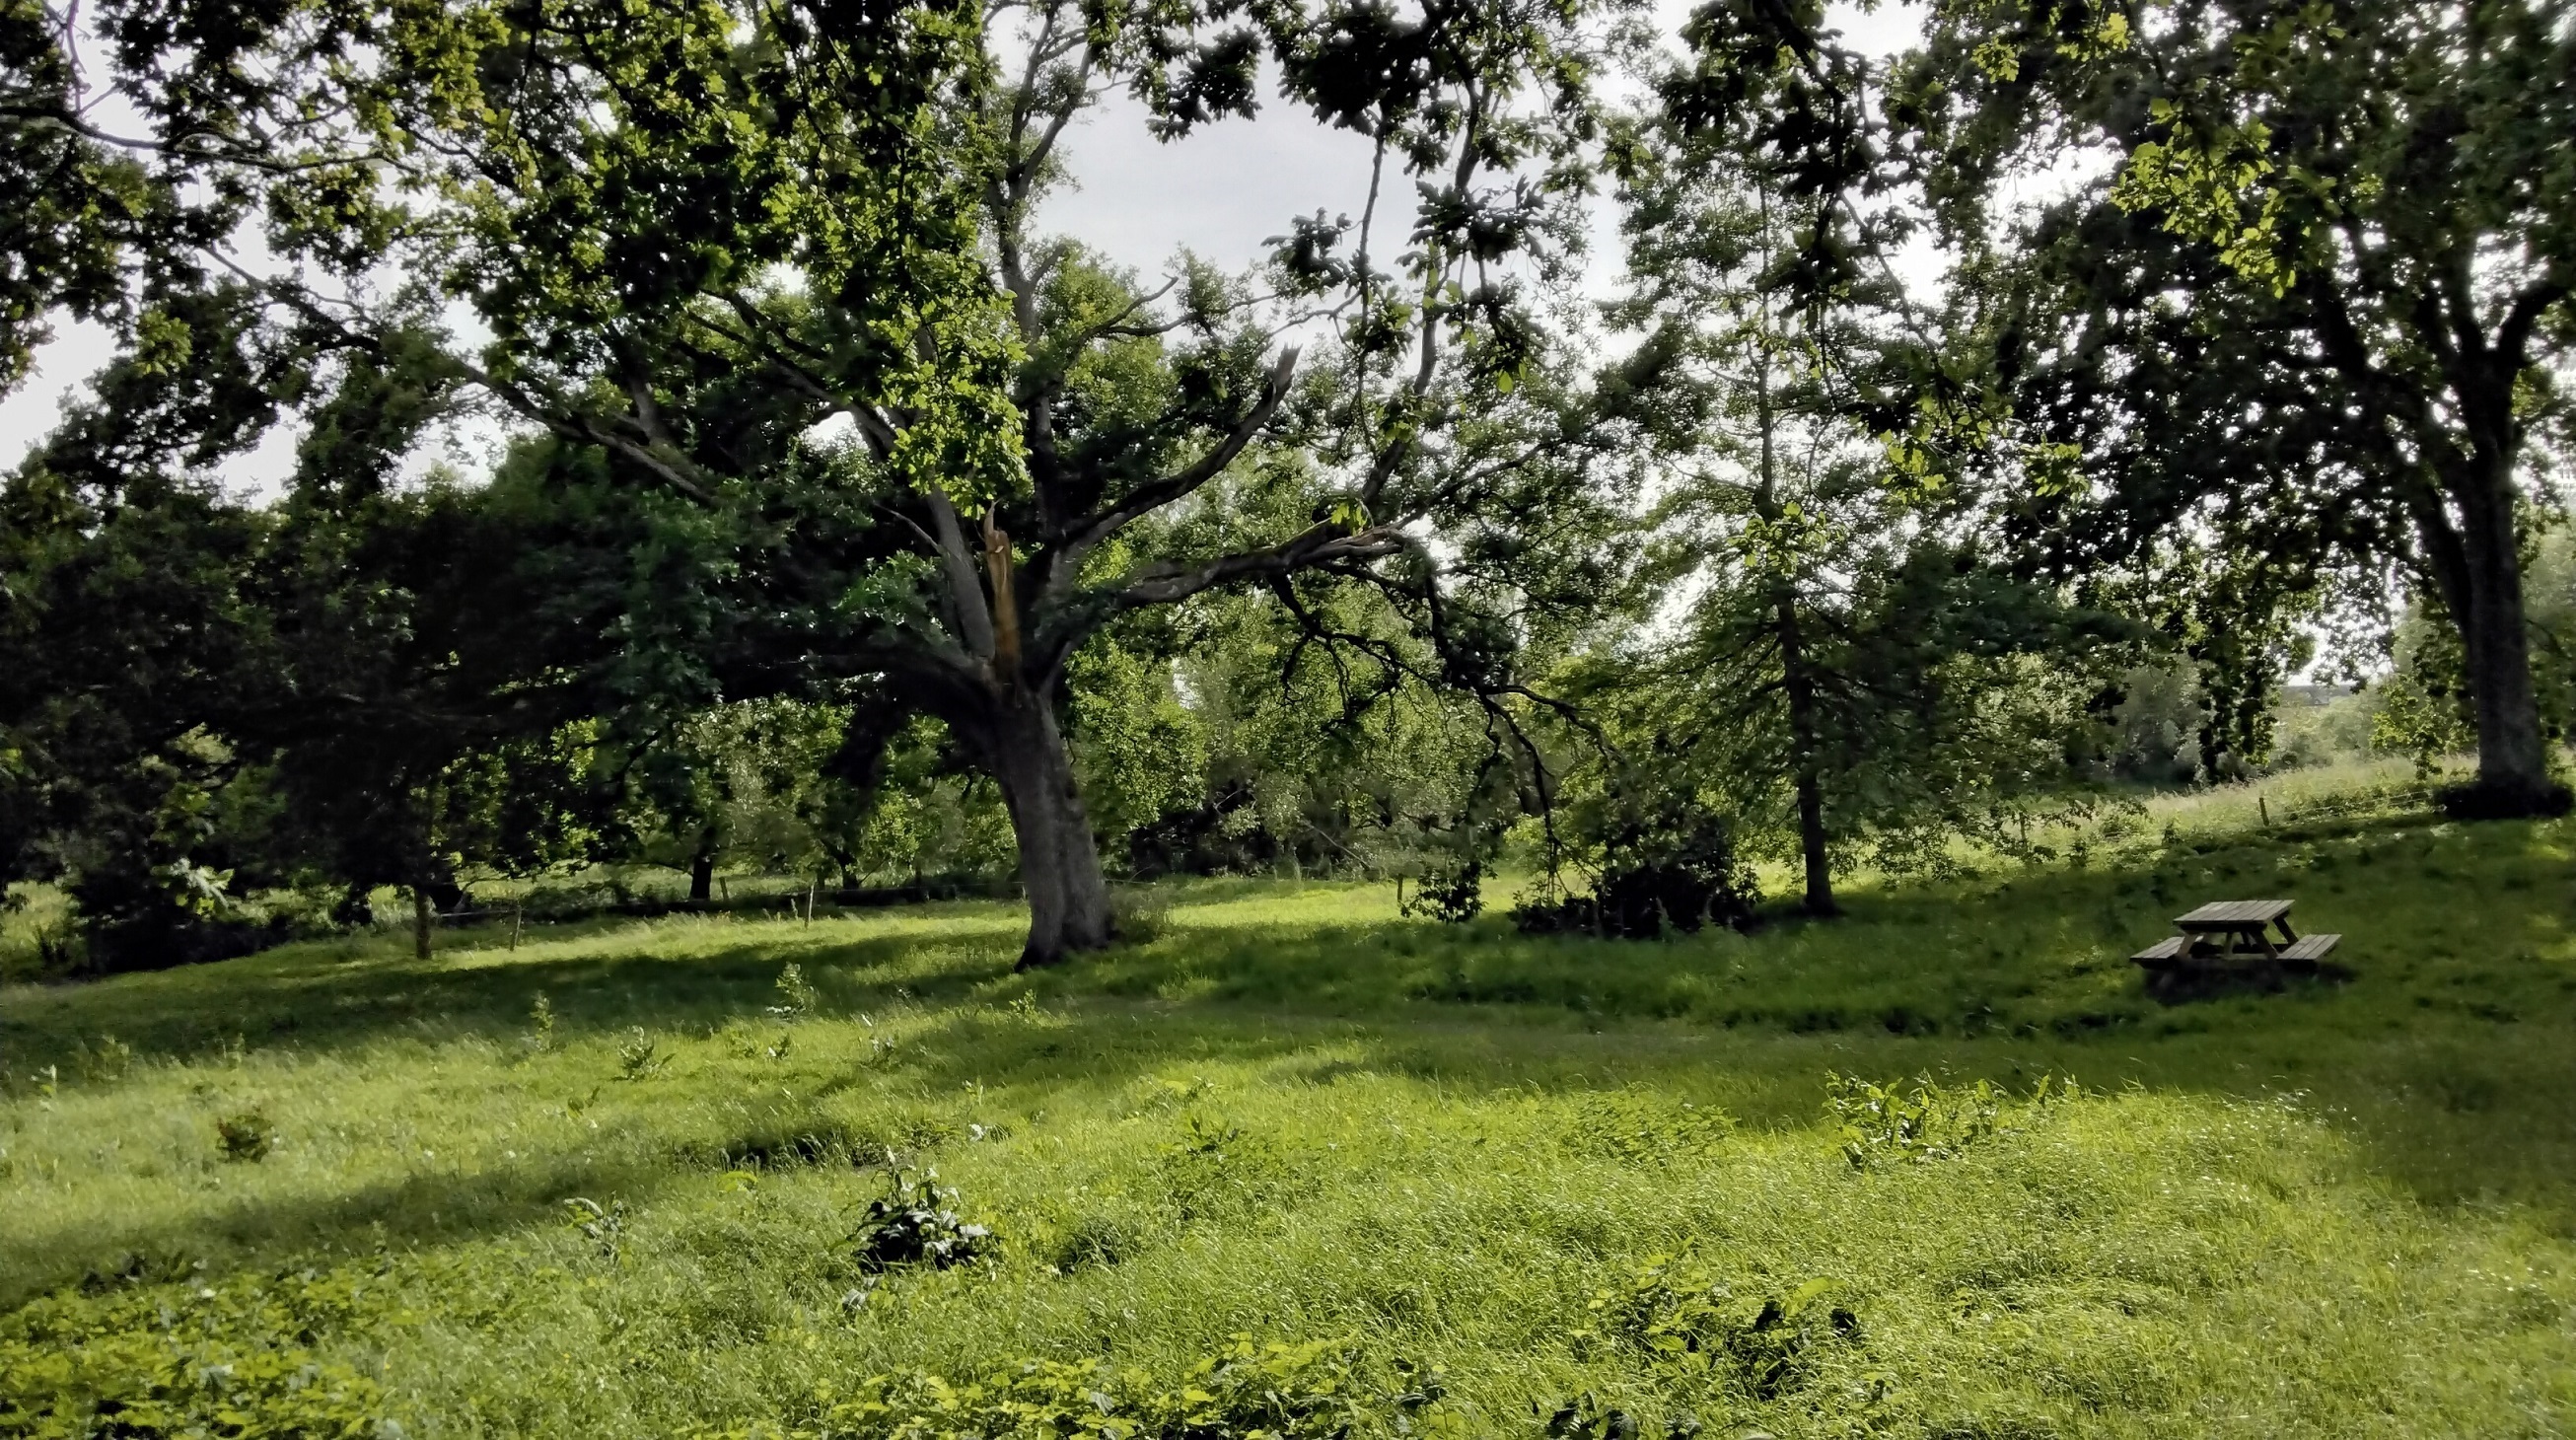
[5,0,1634,964]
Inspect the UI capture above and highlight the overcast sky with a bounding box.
[0,2,1927,484]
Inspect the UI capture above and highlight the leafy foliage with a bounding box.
[214,1110,276,1163]
[0,1269,386,1438]
[1824,1072,2078,1168]
[1579,1259,1859,1402]
[691,1338,1450,1440]
[847,1171,995,1274]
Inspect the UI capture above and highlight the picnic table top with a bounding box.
[2175,899,2292,929]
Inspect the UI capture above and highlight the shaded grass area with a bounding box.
[4,810,2574,1437]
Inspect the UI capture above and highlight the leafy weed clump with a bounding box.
[1582,1259,1860,1401]
[770,963,821,1018]
[1535,1391,1701,1440]
[848,1170,993,1274]
[214,1110,275,1163]
[0,1267,386,1437]
[1824,1073,2079,1168]
[690,1337,1448,1440]
[616,1028,669,1081]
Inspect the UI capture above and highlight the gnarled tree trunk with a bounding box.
[966,684,1112,969]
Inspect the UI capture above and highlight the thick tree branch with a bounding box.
[924,487,998,661]
[1034,344,1302,602]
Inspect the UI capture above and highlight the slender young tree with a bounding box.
[1598,0,2129,910]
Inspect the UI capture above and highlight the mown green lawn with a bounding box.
[4,809,2574,1437]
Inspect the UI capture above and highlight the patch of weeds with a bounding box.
[770,962,820,1018]
[615,1027,668,1081]
[0,1267,386,1437]
[1561,1091,1734,1166]
[528,992,556,1053]
[1825,1075,1986,1168]
[72,1034,133,1084]
[563,1196,628,1258]
[1157,1113,1282,1223]
[848,1170,994,1274]
[1581,1258,1858,1402]
[690,1336,1446,1440]
[1535,1391,1700,1439]
[214,1109,276,1163]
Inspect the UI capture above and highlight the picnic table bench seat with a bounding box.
[2131,935,2187,967]
[2279,932,2340,965]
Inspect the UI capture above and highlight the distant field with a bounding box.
[5,782,2573,1437]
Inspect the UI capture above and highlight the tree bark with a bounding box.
[1775,592,1837,917]
[2444,464,2561,813]
[411,887,432,961]
[1753,327,1837,918]
[687,828,717,903]
[971,684,1112,968]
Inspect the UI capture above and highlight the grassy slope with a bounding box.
[3,805,2574,1437]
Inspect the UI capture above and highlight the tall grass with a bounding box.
[3,793,2572,1437]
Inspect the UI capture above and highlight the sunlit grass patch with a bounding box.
[4,806,2574,1436]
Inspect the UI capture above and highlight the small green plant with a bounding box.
[1399,860,1484,923]
[1825,1073,2000,1168]
[1157,1114,1282,1224]
[215,1109,276,1163]
[529,992,556,1051]
[1583,1259,1857,1401]
[615,1027,667,1081]
[72,1033,134,1083]
[770,961,820,1018]
[562,1195,627,1257]
[848,1169,994,1273]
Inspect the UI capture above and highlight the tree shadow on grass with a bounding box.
[0,910,1033,1076]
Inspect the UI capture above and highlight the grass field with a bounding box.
[5,791,2574,1437]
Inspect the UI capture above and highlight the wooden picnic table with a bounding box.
[2134,899,2339,971]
